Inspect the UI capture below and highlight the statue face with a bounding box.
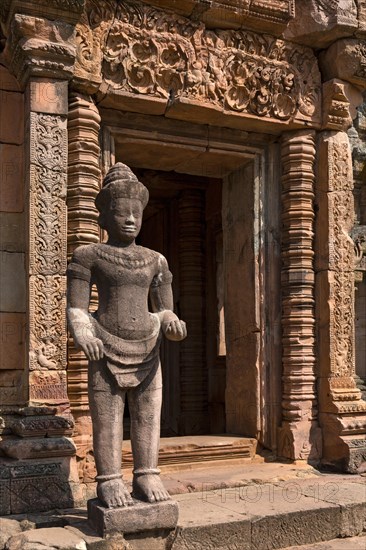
[105,198,143,244]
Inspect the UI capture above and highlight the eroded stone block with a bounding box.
[0,91,24,144]
[0,252,26,312]
[88,498,179,537]
[0,437,76,460]
[0,213,25,252]
[0,312,26,370]
[0,144,24,212]
[27,78,68,115]
[284,0,358,48]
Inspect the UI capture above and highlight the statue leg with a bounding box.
[88,359,133,508]
[129,359,170,502]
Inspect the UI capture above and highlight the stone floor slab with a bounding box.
[283,535,366,550]
[5,526,87,550]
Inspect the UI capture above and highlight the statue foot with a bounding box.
[97,477,134,508]
[132,473,171,503]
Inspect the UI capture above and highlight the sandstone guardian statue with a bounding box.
[67,163,187,509]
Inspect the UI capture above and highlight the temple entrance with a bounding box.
[96,110,283,458]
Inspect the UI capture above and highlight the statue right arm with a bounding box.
[67,246,104,361]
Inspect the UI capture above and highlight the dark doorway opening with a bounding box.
[128,169,226,438]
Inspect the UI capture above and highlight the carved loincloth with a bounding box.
[91,314,161,388]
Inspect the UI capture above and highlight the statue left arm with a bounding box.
[150,255,187,342]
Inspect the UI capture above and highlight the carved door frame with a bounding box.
[96,110,282,449]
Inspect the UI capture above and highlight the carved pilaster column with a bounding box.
[67,93,101,466]
[316,131,366,472]
[0,1,84,513]
[178,190,208,434]
[277,130,322,462]
[27,91,69,410]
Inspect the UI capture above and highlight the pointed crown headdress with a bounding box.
[95,163,149,215]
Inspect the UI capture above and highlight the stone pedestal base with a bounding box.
[88,498,179,537]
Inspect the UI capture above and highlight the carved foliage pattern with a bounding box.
[75,0,321,123]
[29,276,66,371]
[327,139,356,380]
[29,113,67,372]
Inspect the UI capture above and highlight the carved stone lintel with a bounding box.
[316,131,366,472]
[74,0,321,128]
[277,130,322,462]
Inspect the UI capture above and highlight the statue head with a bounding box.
[96,163,149,244]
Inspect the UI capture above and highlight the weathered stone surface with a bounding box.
[11,415,74,437]
[0,145,24,212]
[88,498,179,537]
[0,91,24,144]
[319,39,366,90]
[301,481,366,537]
[0,437,76,460]
[0,63,21,92]
[0,370,24,392]
[27,79,69,115]
[0,214,25,252]
[29,371,69,404]
[6,459,75,514]
[0,477,11,516]
[0,518,21,549]
[322,79,363,131]
[0,253,26,312]
[358,0,366,35]
[0,313,25,371]
[3,15,77,86]
[5,527,87,550]
[174,485,341,550]
[283,536,366,550]
[284,0,358,48]
[135,0,295,34]
[172,522,251,550]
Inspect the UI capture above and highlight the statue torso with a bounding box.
[78,243,165,340]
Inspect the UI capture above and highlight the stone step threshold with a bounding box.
[1,474,364,550]
[122,434,257,469]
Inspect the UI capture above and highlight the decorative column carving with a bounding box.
[28,107,69,408]
[316,130,366,472]
[67,93,101,471]
[178,189,208,434]
[0,0,84,514]
[278,130,322,462]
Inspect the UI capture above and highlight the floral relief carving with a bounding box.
[29,275,66,371]
[29,113,68,372]
[75,0,321,124]
[30,113,67,276]
[322,136,359,388]
[331,271,355,379]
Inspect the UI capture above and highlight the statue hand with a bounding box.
[163,319,187,342]
[78,337,104,361]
